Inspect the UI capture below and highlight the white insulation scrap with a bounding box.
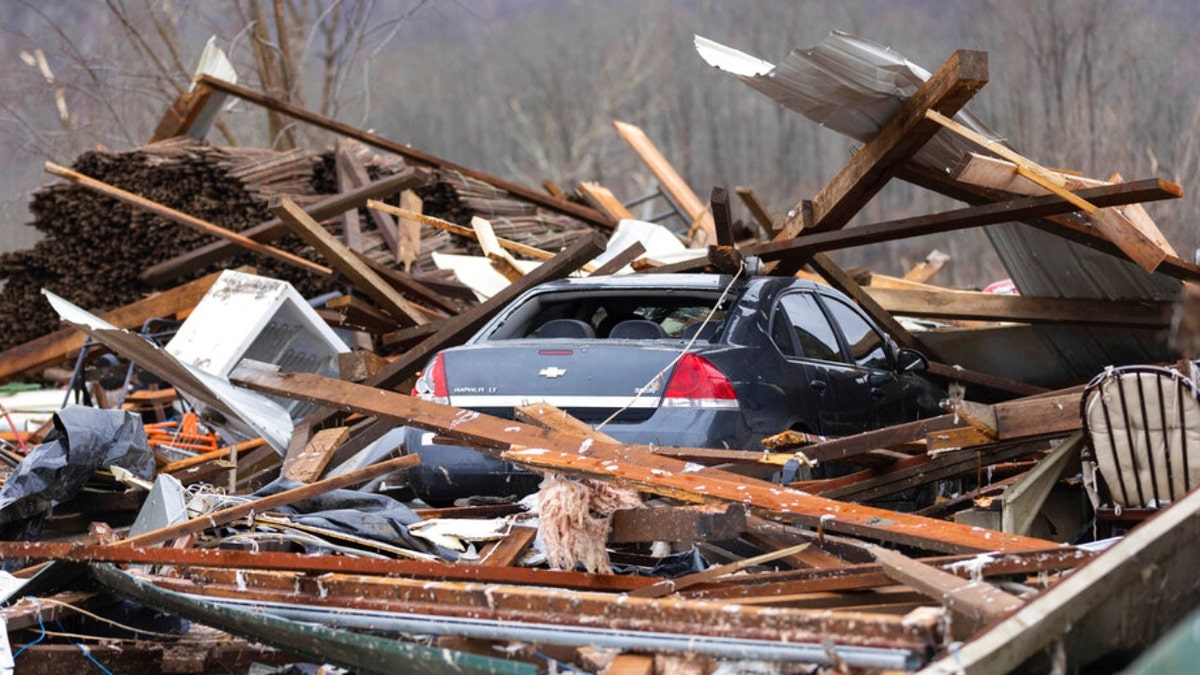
[536,473,643,574]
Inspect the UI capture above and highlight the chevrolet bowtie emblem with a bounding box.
[538,366,567,379]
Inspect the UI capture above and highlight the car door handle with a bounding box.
[869,387,886,399]
[810,380,827,393]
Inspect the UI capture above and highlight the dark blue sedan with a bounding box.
[406,273,943,504]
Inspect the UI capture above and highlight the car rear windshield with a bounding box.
[484,289,727,341]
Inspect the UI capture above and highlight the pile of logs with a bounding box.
[0,138,597,352]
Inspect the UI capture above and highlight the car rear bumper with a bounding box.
[404,408,754,503]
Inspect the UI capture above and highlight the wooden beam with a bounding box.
[864,287,1173,328]
[141,168,431,285]
[230,364,1056,555]
[196,75,613,229]
[45,162,331,278]
[612,120,715,246]
[993,389,1083,439]
[802,440,1049,503]
[775,49,989,243]
[898,164,1200,283]
[352,252,462,316]
[652,179,1183,274]
[271,196,428,326]
[0,270,225,382]
[928,109,1168,272]
[608,503,746,544]
[869,544,1023,637]
[710,186,736,247]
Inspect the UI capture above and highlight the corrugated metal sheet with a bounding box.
[697,32,1181,386]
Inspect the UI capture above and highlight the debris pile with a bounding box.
[0,31,1198,675]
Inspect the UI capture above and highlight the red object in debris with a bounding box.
[984,278,1018,295]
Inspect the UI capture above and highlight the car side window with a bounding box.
[822,297,891,370]
[774,293,843,362]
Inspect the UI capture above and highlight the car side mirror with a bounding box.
[896,348,929,373]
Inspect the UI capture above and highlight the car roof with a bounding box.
[529,272,828,295]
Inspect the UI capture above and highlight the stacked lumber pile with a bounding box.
[0,138,596,353]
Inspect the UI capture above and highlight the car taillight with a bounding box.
[411,353,449,404]
[662,354,738,408]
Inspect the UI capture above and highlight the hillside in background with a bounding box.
[1,0,1197,288]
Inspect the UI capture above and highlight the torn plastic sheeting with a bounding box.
[0,406,154,537]
[249,476,457,560]
[43,289,293,453]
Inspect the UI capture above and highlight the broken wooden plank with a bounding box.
[324,295,404,334]
[334,140,367,253]
[45,162,331,278]
[271,196,428,326]
[1001,432,1081,535]
[869,544,1023,637]
[472,216,525,282]
[335,143,400,257]
[282,426,349,483]
[898,163,1200,285]
[613,120,715,246]
[0,270,225,382]
[903,250,950,284]
[577,181,635,220]
[141,168,431,285]
[230,363,1056,555]
[864,286,1173,328]
[196,75,613,229]
[478,525,537,567]
[589,241,647,276]
[735,186,778,236]
[159,567,941,656]
[396,189,423,270]
[775,49,989,244]
[993,388,1083,439]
